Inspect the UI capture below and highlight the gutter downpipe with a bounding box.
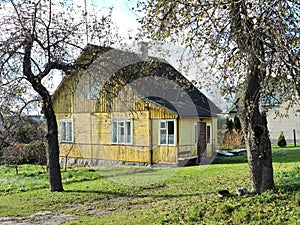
[149,107,153,165]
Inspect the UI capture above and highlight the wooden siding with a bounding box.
[58,110,152,163]
[150,118,177,163]
[54,64,218,164]
[177,118,218,158]
[57,109,218,163]
[53,82,74,114]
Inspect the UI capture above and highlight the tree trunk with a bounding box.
[23,33,63,192]
[230,0,274,193]
[237,57,274,194]
[33,82,64,192]
[43,97,64,192]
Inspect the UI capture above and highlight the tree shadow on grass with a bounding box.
[272,149,300,163]
[212,152,248,164]
[275,166,300,192]
[64,189,205,200]
[275,183,300,193]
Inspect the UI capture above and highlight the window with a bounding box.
[60,119,73,142]
[85,82,100,100]
[206,124,211,144]
[194,123,198,145]
[194,123,212,145]
[159,119,176,145]
[111,119,132,144]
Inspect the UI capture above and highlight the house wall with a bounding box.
[52,78,75,114]
[177,118,218,158]
[58,111,151,164]
[54,68,219,165]
[151,118,177,164]
[266,105,300,145]
[149,117,218,164]
[56,110,218,165]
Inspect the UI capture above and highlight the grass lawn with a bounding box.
[1,147,300,224]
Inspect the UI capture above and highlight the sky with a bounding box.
[44,0,142,94]
[95,0,140,37]
[43,0,228,111]
[0,0,228,113]
[83,0,141,37]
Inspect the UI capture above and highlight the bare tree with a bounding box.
[140,0,300,193]
[0,0,113,191]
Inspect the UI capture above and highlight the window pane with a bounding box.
[160,130,167,144]
[207,125,211,144]
[118,126,125,143]
[168,134,174,145]
[167,121,174,134]
[160,121,166,129]
[112,122,117,143]
[126,121,131,143]
[60,122,66,141]
[91,83,100,99]
[67,121,73,141]
[85,83,90,99]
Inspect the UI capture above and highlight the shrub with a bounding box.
[277,131,287,147]
[2,143,25,174]
[260,111,268,126]
[233,115,241,131]
[23,141,47,165]
[221,129,245,150]
[2,143,25,165]
[226,117,233,131]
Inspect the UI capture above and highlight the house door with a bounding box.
[196,122,207,162]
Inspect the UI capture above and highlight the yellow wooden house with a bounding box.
[53,44,221,166]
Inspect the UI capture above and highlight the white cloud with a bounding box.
[112,7,139,37]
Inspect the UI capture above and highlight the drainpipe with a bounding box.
[90,112,94,164]
[149,107,153,165]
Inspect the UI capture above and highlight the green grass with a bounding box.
[271,144,299,150]
[214,145,300,164]
[1,148,300,224]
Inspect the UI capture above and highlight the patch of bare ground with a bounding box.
[0,211,75,225]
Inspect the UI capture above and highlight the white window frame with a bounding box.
[159,119,176,146]
[85,82,100,100]
[60,119,74,143]
[194,123,212,145]
[110,119,133,145]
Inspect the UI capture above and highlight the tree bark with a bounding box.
[43,96,64,192]
[35,83,64,192]
[237,55,274,193]
[23,34,64,192]
[231,0,274,193]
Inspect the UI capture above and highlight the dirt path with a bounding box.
[0,211,75,225]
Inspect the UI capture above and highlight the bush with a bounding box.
[260,111,268,126]
[23,141,47,165]
[226,117,233,131]
[221,129,245,150]
[233,115,241,131]
[2,143,25,165]
[277,131,287,147]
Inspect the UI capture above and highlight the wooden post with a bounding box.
[293,129,296,147]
